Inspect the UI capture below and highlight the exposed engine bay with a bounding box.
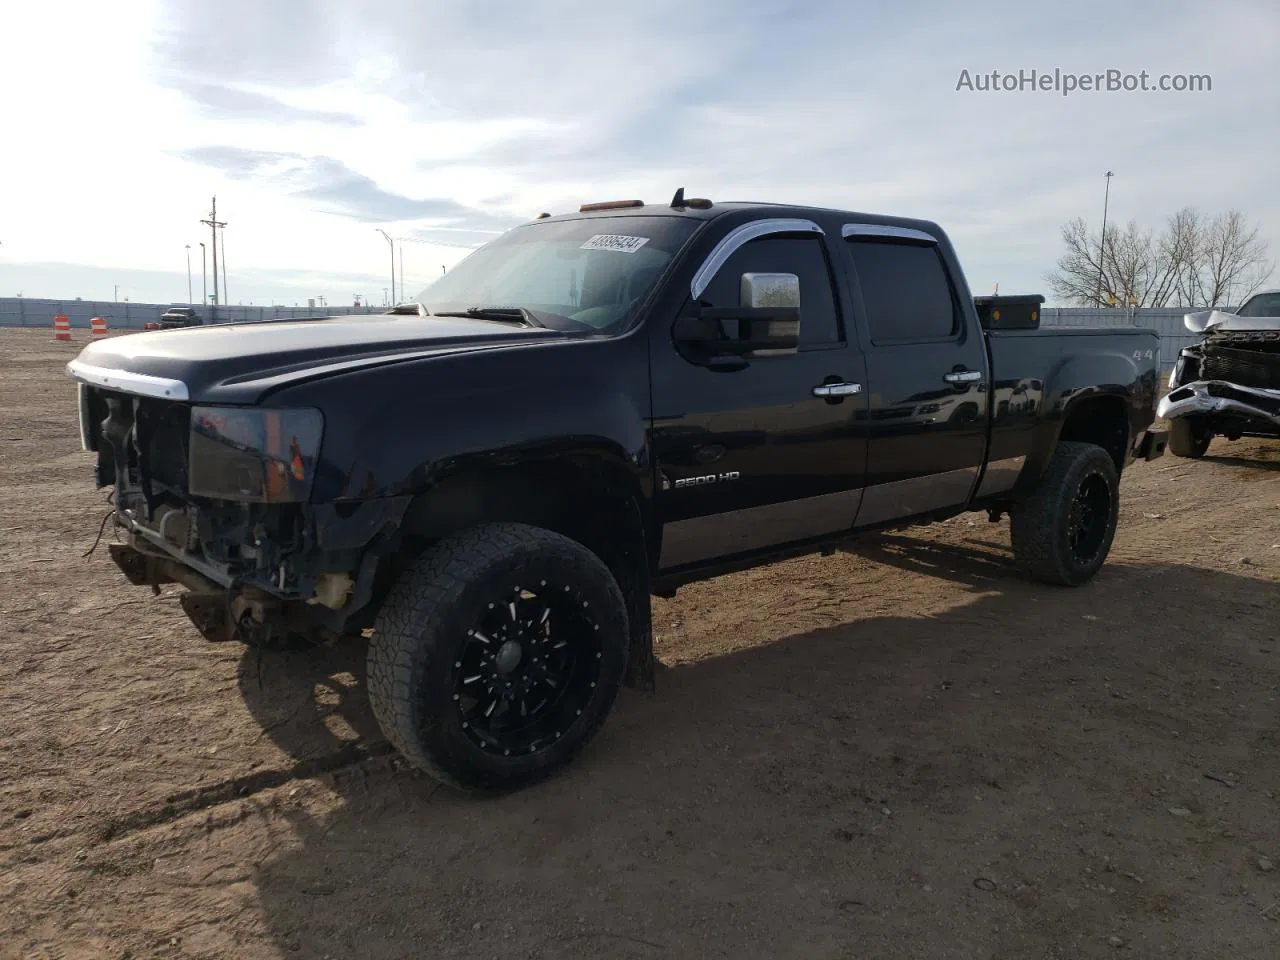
[76,381,408,646]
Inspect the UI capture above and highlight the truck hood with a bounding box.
[66,313,569,404]
[1185,309,1280,334]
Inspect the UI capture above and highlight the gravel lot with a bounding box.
[2,327,1278,959]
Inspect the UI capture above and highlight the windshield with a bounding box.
[414,215,700,334]
[1238,292,1280,317]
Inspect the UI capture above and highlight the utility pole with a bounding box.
[219,225,228,307]
[185,245,193,303]
[199,242,207,307]
[1094,171,1113,307]
[200,196,226,314]
[398,243,404,303]
[377,229,395,304]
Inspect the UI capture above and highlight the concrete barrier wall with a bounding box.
[0,297,384,329]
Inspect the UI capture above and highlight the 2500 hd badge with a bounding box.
[672,471,741,489]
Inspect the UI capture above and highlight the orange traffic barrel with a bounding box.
[52,314,71,342]
[90,316,109,339]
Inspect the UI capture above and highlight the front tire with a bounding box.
[1168,418,1212,458]
[1010,441,1120,586]
[367,523,629,791]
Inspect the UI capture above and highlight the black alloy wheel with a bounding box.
[453,581,604,757]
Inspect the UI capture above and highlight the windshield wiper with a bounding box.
[431,306,543,327]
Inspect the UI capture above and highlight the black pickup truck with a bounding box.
[68,194,1167,790]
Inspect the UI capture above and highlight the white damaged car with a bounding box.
[1159,289,1280,458]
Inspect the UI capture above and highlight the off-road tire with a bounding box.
[1010,441,1120,586]
[1168,418,1212,459]
[367,522,629,791]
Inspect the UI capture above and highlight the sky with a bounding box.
[0,0,1276,307]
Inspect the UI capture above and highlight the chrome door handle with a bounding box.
[812,381,862,397]
[943,370,982,384]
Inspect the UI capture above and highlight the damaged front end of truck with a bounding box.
[1159,295,1280,456]
[71,362,409,647]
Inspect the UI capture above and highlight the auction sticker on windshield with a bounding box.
[580,234,650,253]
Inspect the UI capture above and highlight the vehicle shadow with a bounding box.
[836,530,1022,592]
[234,553,1280,959]
[235,639,383,765]
[1202,453,1280,472]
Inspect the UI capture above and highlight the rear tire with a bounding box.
[1168,418,1212,458]
[1010,441,1120,586]
[367,522,629,791]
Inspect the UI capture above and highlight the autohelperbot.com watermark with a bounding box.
[956,68,1212,96]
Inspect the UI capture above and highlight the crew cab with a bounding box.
[1160,289,1280,457]
[67,193,1166,790]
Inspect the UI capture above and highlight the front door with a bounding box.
[650,228,868,570]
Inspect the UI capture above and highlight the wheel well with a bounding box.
[1058,395,1128,471]
[384,460,656,689]
[398,460,646,558]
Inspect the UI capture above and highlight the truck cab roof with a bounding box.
[530,198,946,239]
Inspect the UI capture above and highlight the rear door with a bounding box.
[650,219,869,570]
[840,225,990,526]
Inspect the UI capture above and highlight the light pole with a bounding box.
[376,229,395,304]
[1094,171,1113,307]
[185,245,193,303]
[199,242,207,307]
[399,243,404,303]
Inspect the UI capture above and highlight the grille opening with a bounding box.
[1199,343,1280,392]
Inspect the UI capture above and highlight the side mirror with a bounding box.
[674,272,802,360]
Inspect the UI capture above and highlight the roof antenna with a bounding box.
[670,187,686,209]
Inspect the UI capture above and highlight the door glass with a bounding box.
[847,240,958,343]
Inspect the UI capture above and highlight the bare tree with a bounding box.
[1197,211,1273,307]
[1162,206,1202,307]
[1106,220,1183,308]
[1046,207,1273,308]
[1045,218,1101,305]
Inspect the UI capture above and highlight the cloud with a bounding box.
[179,147,523,229]
[137,0,1280,298]
[153,1,351,87]
[166,77,364,126]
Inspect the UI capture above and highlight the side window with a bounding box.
[847,240,958,343]
[701,235,842,347]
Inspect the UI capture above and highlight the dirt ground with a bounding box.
[1,326,1278,960]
